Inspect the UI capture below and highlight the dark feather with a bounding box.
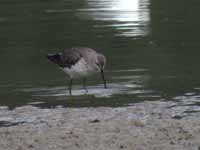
[62,48,83,68]
[47,53,65,67]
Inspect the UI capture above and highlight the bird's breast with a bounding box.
[62,58,98,78]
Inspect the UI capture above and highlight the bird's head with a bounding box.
[46,53,64,67]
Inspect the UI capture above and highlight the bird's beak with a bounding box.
[101,69,107,89]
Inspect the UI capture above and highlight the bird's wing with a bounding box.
[75,47,98,63]
[62,48,83,68]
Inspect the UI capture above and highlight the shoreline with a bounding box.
[0,101,200,150]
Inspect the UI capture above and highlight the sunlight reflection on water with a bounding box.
[20,69,150,99]
[44,0,150,37]
[22,82,148,98]
[78,0,150,37]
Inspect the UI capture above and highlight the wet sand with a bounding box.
[0,101,200,150]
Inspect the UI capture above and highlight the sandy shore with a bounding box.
[0,101,200,150]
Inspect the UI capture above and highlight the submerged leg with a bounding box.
[68,78,73,95]
[83,78,88,93]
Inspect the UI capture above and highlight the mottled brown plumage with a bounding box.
[47,47,107,95]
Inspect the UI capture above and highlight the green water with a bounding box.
[1,0,200,108]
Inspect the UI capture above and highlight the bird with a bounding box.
[46,47,107,95]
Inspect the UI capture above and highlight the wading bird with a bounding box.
[47,47,107,95]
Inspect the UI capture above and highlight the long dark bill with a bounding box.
[101,70,107,89]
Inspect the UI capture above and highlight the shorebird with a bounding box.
[47,47,107,95]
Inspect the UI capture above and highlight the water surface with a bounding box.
[0,0,200,113]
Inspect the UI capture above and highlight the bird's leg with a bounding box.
[69,78,73,95]
[83,78,88,94]
[101,70,107,89]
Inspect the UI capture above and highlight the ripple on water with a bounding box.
[20,81,150,98]
[107,69,148,73]
[0,17,7,22]
[45,9,71,13]
[77,0,150,37]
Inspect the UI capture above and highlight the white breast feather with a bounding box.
[63,58,97,78]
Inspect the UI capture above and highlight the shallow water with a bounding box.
[0,0,200,112]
